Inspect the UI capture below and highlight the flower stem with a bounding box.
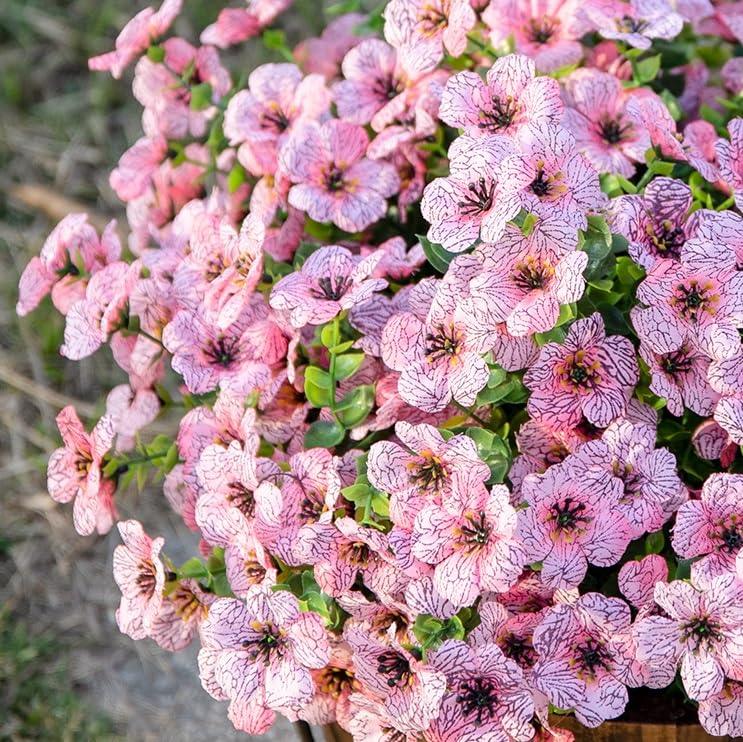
[453,401,492,430]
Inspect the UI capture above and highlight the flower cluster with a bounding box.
[19,0,743,738]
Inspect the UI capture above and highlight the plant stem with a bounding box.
[453,401,492,430]
[327,315,340,412]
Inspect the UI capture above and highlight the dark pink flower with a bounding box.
[17,214,121,317]
[716,117,743,211]
[270,245,386,328]
[198,586,330,733]
[439,53,563,138]
[47,406,116,536]
[411,470,526,607]
[483,0,588,73]
[634,574,743,701]
[280,120,399,233]
[532,593,634,726]
[518,458,630,588]
[113,519,166,639]
[495,122,606,237]
[88,0,182,78]
[344,625,446,732]
[582,0,683,49]
[426,639,535,741]
[200,0,291,48]
[673,474,743,585]
[524,313,639,429]
[562,68,651,177]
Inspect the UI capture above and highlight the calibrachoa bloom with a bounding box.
[270,245,386,328]
[47,406,116,536]
[673,474,743,585]
[25,1,743,738]
[524,313,639,428]
[634,574,743,700]
[280,119,400,233]
[518,459,631,588]
[198,586,331,732]
[411,471,526,607]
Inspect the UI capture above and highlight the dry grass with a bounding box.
[0,1,328,739]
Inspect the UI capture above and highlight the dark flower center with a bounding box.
[660,347,694,375]
[458,177,496,215]
[503,634,537,667]
[458,510,491,551]
[262,107,290,132]
[671,279,719,322]
[648,218,685,259]
[550,496,589,531]
[480,95,519,131]
[314,275,352,301]
[377,650,412,688]
[300,492,325,523]
[417,2,447,35]
[227,481,255,518]
[135,560,157,597]
[681,616,722,649]
[243,621,285,662]
[599,117,630,145]
[526,17,559,44]
[576,638,612,677]
[325,166,345,191]
[408,451,448,491]
[513,256,555,290]
[425,324,463,362]
[171,585,207,622]
[558,350,601,391]
[205,337,239,368]
[338,541,371,566]
[715,516,743,553]
[616,15,648,33]
[456,677,498,725]
[318,666,357,697]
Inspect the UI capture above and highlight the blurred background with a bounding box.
[0,1,330,739]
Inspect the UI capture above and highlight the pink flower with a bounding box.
[133,38,231,140]
[17,214,121,317]
[280,119,399,233]
[495,122,606,237]
[200,0,291,48]
[518,459,630,588]
[570,420,686,538]
[618,554,669,610]
[698,680,743,738]
[367,420,490,529]
[113,519,166,639]
[198,586,330,733]
[333,39,439,131]
[562,69,651,177]
[270,245,386,328]
[632,254,743,362]
[467,219,588,337]
[609,177,698,268]
[583,0,684,49]
[716,117,743,211]
[483,0,588,73]
[380,259,491,412]
[47,406,116,536]
[439,53,563,138]
[224,63,330,177]
[163,297,288,393]
[420,134,516,252]
[426,639,535,741]
[150,579,214,652]
[109,135,169,203]
[692,419,739,467]
[383,0,476,65]
[709,353,743,446]
[411,471,526,607]
[88,0,182,78]
[532,593,634,726]
[344,625,446,732]
[673,474,743,585]
[634,574,743,701]
[524,313,639,429]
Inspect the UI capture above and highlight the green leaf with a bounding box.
[262,29,294,62]
[334,353,365,381]
[320,322,341,349]
[178,558,209,580]
[147,44,165,62]
[417,234,458,274]
[634,54,661,84]
[304,366,334,408]
[335,385,375,428]
[645,530,665,555]
[304,420,345,448]
[227,163,246,193]
[190,82,213,111]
